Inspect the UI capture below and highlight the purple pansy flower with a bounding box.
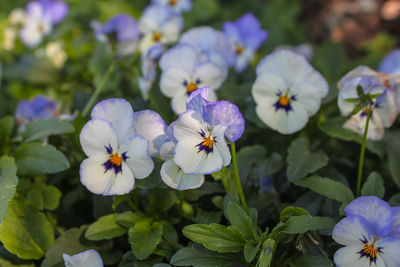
[96,14,140,56]
[379,49,400,75]
[223,13,268,72]
[15,96,57,123]
[332,196,400,267]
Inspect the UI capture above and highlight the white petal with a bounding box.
[332,215,373,246]
[134,110,167,156]
[290,83,323,116]
[252,72,288,100]
[344,113,385,141]
[120,135,154,179]
[159,44,197,71]
[174,137,223,174]
[334,245,371,267]
[63,249,104,267]
[80,156,117,195]
[160,141,176,161]
[80,119,117,157]
[160,68,190,97]
[160,160,204,190]
[377,238,400,267]
[171,91,190,115]
[105,162,135,195]
[91,98,135,142]
[193,62,225,90]
[161,15,183,43]
[173,110,205,140]
[212,125,231,166]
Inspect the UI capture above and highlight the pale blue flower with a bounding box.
[179,26,235,75]
[332,196,400,267]
[379,49,400,75]
[223,13,268,72]
[63,249,103,267]
[152,0,192,13]
[15,96,57,123]
[159,44,225,114]
[139,43,164,100]
[139,4,183,52]
[252,50,328,134]
[79,99,154,195]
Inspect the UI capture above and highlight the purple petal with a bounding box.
[391,207,400,238]
[379,49,400,75]
[206,100,245,142]
[345,196,393,237]
[15,96,56,120]
[41,0,68,24]
[186,87,210,116]
[97,14,140,42]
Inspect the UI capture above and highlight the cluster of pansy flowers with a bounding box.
[79,87,244,194]
[4,0,68,48]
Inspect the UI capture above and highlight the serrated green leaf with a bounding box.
[244,240,260,263]
[295,176,354,205]
[0,197,54,259]
[85,214,127,241]
[182,223,245,253]
[15,143,69,176]
[361,172,385,198]
[0,156,18,223]
[22,118,74,143]
[128,221,163,260]
[286,138,328,182]
[116,211,148,228]
[225,202,255,239]
[283,215,336,234]
[42,186,62,211]
[170,247,238,267]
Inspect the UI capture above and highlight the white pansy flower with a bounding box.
[63,249,103,267]
[252,50,328,134]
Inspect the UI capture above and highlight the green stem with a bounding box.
[230,142,249,214]
[82,63,115,117]
[356,108,371,197]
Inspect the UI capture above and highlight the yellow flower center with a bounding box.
[153,32,162,42]
[279,95,290,107]
[235,45,244,55]
[38,23,44,32]
[201,135,215,150]
[187,82,197,93]
[169,0,177,5]
[109,154,123,166]
[361,243,378,260]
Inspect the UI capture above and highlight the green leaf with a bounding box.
[89,42,113,87]
[0,258,34,267]
[286,138,328,182]
[116,211,148,228]
[389,193,400,206]
[256,239,275,267]
[283,215,336,234]
[42,226,112,267]
[128,221,163,260]
[0,156,18,223]
[0,116,14,150]
[182,223,245,253]
[85,214,127,241]
[295,176,354,205]
[361,172,385,198]
[225,202,255,239]
[22,118,74,143]
[26,189,44,210]
[149,189,178,213]
[279,206,309,222]
[0,197,54,259]
[291,255,333,267]
[42,185,62,211]
[236,145,266,182]
[244,240,260,263]
[170,247,238,267]
[14,143,69,176]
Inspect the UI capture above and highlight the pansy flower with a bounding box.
[139,43,164,100]
[139,4,183,52]
[179,26,236,75]
[223,13,268,72]
[15,96,57,124]
[152,0,192,13]
[338,67,398,140]
[79,99,154,195]
[172,87,245,175]
[251,50,328,134]
[95,14,140,56]
[332,196,400,267]
[159,44,225,114]
[63,249,103,267]
[19,0,68,48]
[379,49,400,75]
[274,44,313,61]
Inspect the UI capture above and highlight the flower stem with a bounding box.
[82,63,115,117]
[356,108,371,197]
[230,142,249,214]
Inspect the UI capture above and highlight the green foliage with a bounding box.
[256,239,275,267]
[290,255,333,267]
[0,156,18,223]
[170,246,238,267]
[287,138,328,182]
[128,221,163,260]
[14,143,69,176]
[0,116,14,153]
[225,202,256,240]
[283,215,336,234]
[22,118,74,143]
[182,224,245,253]
[85,214,127,241]
[0,197,54,259]
[295,176,354,205]
[361,172,385,198]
